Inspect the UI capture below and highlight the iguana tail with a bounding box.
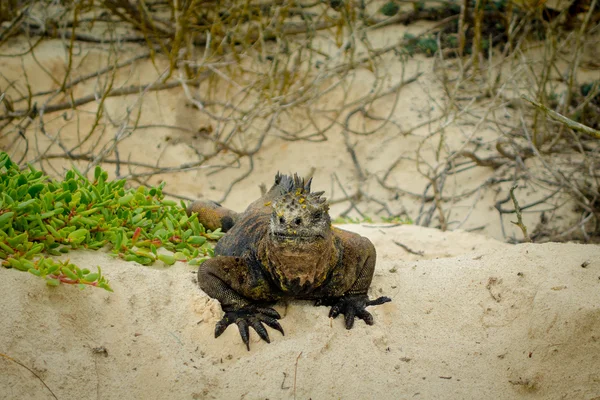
[186,200,238,233]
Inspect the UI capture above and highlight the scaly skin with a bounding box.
[188,173,390,350]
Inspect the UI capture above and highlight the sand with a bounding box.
[1,224,599,400]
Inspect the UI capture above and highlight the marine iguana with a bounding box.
[187,173,390,350]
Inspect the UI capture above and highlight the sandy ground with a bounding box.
[1,224,599,400]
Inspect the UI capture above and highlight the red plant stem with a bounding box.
[48,274,97,286]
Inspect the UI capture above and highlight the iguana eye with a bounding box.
[279,217,285,224]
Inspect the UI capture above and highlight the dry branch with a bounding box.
[522,95,600,140]
[509,184,531,242]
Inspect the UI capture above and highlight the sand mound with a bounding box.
[1,225,599,399]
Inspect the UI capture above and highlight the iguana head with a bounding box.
[269,173,330,244]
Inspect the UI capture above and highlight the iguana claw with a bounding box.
[214,305,284,350]
[319,295,391,329]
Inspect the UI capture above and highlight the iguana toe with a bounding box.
[235,319,251,350]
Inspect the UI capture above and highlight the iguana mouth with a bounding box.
[272,232,323,241]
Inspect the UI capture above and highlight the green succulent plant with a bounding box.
[0,152,222,291]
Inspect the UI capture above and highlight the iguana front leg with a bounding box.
[316,235,391,329]
[198,256,284,350]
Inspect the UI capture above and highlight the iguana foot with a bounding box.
[317,295,391,329]
[214,305,284,350]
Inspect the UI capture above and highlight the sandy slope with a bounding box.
[1,225,599,400]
